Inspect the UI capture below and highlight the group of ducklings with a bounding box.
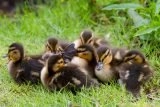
[6,30,153,97]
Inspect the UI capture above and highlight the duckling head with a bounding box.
[96,46,113,65]
[95,46,114,82]
[7,43,24,63]
[47,54,65,75]
[76,44,95,62]
[80,30,93,45]
[123,50,146,64]
[45,37,63,53]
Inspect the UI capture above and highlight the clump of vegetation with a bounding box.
[100,1,160,47]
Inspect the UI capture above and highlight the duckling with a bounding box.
[73,30,93,49]
[118,50,153,97]
[7,43,44,84]
[40,54,98,91]
[73,30,109,49]
[95,46,120,83]
[71,44,98,79]
[40,37,64,62]
[45,37,63,53]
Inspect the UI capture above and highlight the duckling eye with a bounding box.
[13,51,17,54]
[58,59,64,64]
[60,61,63,63]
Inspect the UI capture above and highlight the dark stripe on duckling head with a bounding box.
[96,46,110,59]
[124,50,146,63]
[77,44,95,54]
[101,49,110,62]
[80,30,93,44]
[8,43,24,54]
[96,46,112,64]
[46,37,58,52]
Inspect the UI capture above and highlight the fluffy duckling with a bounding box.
[118,50,153,97]
[71,44,98,79]
[41,37,64,62]
[73,30,93,49]
[95,46,119,82]
[45,37,63,53]
[7,43,43,84]
[41,54,98,91]
[73,30,109,49]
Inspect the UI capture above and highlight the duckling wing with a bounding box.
[16,61,32,84]
[23,59,43,84]
[62,44,76,61]
[28,59,44,73]
[60,65,98,88]
[27,54,43,60]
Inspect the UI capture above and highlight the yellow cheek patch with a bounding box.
[135,55,143,63]
[78,52,92,61]
[78,53,88,60]
[77,53,83,58]
[8,50,21,61]
[101,50,113,64]
[103,55,112,64]
[52,64,59,72]
[100,50,109,61]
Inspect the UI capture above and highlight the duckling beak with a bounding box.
[95,62,103,71]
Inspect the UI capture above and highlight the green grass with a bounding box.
[0,0,160,106]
